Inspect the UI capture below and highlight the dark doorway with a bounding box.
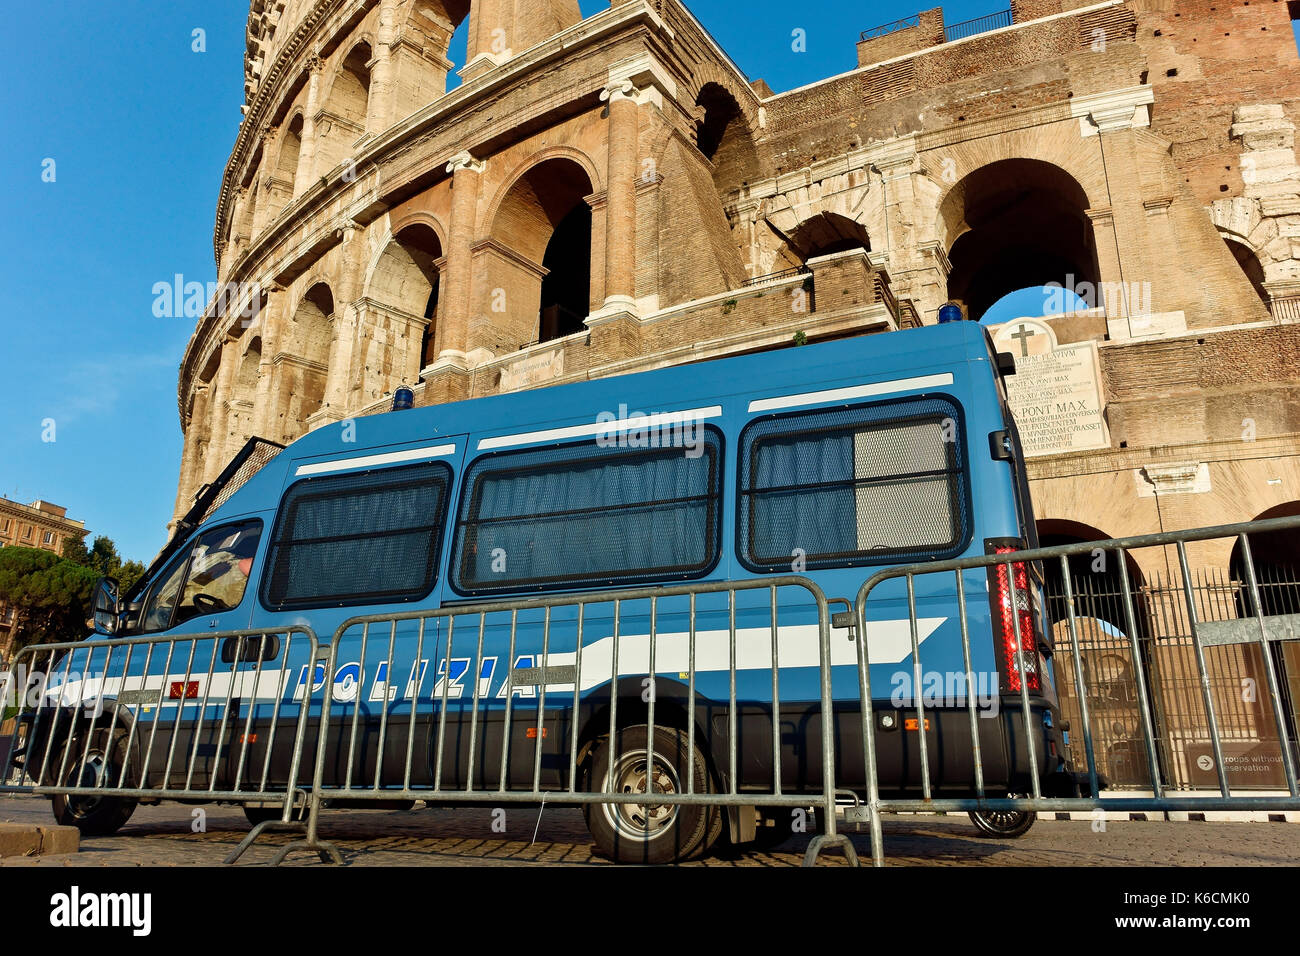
[538,202,591,342]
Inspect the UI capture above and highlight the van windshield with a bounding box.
[138,521,262,632]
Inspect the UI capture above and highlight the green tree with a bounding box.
[0,547,99,652]
[62,535,146,594]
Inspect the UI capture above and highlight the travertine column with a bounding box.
[323,222,364,415]
[251,282,284,436]
[365,0,400,135]
[439,151,485,364]
[207,336,242,482]
[294,56,323,197]
[599,79,639,312]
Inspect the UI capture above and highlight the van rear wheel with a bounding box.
[583,725,717,864]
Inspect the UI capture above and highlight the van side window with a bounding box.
[139,520,263,632]
[262,461,451,610]
[450,430,723,595]
[738,397,969,572]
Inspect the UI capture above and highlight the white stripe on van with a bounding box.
[49,618,944,707]
[746,374,954,413]
[477,406,723,450]
[294,443,457,476]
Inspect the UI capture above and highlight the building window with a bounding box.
[451,431,723,595]
[42,531,55,546]
[263,462,451,610]
[1,606,14,625]
[0,518,9,533]
[20,525,31,540]
[738,397,970,572]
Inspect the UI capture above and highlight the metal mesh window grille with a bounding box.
[263,461,451,609]
[451,431,723,595]
[738,397,969,571]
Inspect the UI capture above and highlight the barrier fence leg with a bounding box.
[268,790,343,866]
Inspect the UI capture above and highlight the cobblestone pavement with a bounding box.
[1,796,1297,866]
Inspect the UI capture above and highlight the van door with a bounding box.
[129,519,262,789]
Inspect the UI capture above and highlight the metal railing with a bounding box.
[255,576,860,867]
[852,515,1300,866]
[860,14,921,42]
[1,627,321,824]
[944,8,1013,42]
[742,265,811,288]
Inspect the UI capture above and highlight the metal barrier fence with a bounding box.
[0,627,321,825]
[236,576,860,867]
[853,515,1300,866]
[5,517,1299,868]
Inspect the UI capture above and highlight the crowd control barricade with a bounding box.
[0,627,322,829]
[247,576,860,867]
[853,515,1300,866]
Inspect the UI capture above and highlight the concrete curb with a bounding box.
[0,823,80,857]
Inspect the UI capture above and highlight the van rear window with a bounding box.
[738,397,969,572]
[262,461,451,609]
[450,431,722,595]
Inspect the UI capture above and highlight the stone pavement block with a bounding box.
[0,823,79,857]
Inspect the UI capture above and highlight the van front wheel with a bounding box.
[583,725,717,864]
[50,728,137,836]
[968,802,1036,838]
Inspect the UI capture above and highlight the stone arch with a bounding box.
[394,0,470,96]
[277,112,304,185]
[1227,502,1300,749]
[1221,234,1270,311]
[1036,516,1162,788]
[681,63,760,145]
[938,158,1102,321]
[693,81,760,193]
[326,40,372,126]
[485,155,596,346]
[277,281,333,440]
[366,217,445,367]
[779,211,871,264]
[760,174,878,273]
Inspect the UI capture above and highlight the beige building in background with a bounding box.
[0,499,88,656]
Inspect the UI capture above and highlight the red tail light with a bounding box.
[992,545,1040,693]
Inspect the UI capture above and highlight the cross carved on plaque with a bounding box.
[1010,324,1037,357]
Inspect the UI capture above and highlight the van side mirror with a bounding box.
[91,577,121,636]
[221,633,280,664]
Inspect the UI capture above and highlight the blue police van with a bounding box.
[16,320,1077,862]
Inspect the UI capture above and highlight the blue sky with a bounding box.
[2,2,1297,564]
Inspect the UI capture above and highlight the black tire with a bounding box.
[49,727,137,836]
[243,803,306,827]
[968,803,1036,838]
[583,725,719,864]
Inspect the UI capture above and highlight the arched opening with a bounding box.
[489,157,594,348]
[942,159,1102,323]
[694,82,759,193]
[781,212,871,264]
[1230,501,1300,748]
[539,204,591,342]
[1036,518,1163,788]
[277,114,303,189]
[331,42,371,127]
[369,222,443,370]
[278,283,334,440]
[1223,236,1270,312]
[439,2,473,93]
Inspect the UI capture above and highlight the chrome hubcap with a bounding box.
[601,749,682,843]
